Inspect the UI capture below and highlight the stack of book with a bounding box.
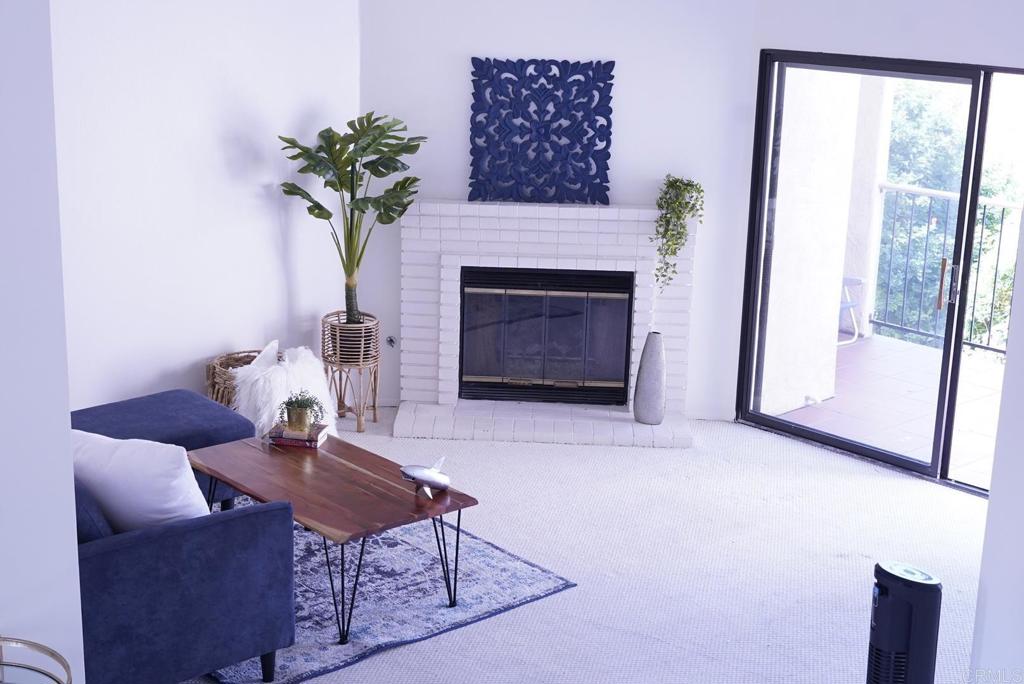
[268,423,328,448]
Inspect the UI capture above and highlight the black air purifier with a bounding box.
[867,562,942,684]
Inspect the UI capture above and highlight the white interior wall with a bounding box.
[0,1,85,680]
[51,0,763,419]
[973,232,1024,677]
[52,0,363,410]
[358,0,758,416]
[50,0,1024,416]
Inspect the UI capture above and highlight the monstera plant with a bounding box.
[279,113,426,323]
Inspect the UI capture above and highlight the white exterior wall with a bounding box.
[758,69,861,415]
[843,77,893,336]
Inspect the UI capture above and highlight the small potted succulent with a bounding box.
[278,390,326,433]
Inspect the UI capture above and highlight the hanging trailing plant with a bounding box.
[652,174,704,288]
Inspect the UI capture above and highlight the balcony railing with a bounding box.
[871,182,1019,354]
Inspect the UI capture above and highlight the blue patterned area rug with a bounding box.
[191,510,575,684]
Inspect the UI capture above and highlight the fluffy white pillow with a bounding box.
[233,340,288,436]
[71,429,209,532]
[232,340,337,437]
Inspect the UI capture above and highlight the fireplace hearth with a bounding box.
[460,266,634,404]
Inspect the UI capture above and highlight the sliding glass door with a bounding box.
[945,72,1024,489]
[738,51,987,478]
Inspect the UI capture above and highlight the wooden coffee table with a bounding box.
[188,436,478,644]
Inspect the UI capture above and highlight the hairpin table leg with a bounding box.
[322,535,368,644]
[204,475,219,510]
[431,509,462,607]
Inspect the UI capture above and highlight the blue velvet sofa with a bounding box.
[71,389,295,684]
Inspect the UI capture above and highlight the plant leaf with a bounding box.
[363,155,410,178]
[349,197,374,213]
[352,123,404,159]
[280,134,340,187]
[314,128,351,187]
[369,176,421,224]
[280,182,333,220]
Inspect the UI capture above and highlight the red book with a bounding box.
[267,423,329,448]
[269,436,325,448]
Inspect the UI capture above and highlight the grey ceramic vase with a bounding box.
[633,331,666,425]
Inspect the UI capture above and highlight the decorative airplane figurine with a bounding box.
[400,457,451,500]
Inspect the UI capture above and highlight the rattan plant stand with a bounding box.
[321,310,380,432]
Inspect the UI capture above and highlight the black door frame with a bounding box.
[736,49,994,482]
[939,71,992,483]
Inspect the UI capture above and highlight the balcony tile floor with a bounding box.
[779,334,1003,489]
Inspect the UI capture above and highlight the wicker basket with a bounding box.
[206,349,263,408]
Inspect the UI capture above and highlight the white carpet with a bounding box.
[307,411,986,684]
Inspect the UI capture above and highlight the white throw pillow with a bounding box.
[71,429,209,532]
[233,340,289,436]
[249,339,280,370]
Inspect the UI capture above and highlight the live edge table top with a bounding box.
[188,436,478,544]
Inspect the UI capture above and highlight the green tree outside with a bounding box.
[874,80,1019,351]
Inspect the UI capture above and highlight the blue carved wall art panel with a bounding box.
[469,57,615,204]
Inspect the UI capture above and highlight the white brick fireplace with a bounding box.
[395,199,694,447]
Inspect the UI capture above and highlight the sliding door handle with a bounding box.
[936,258,961,310]
[949,264,960,305]
[936,258,948,310]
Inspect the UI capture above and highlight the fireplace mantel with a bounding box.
[395,199,694,447]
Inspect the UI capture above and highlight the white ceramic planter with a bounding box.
[633,331,666,425]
